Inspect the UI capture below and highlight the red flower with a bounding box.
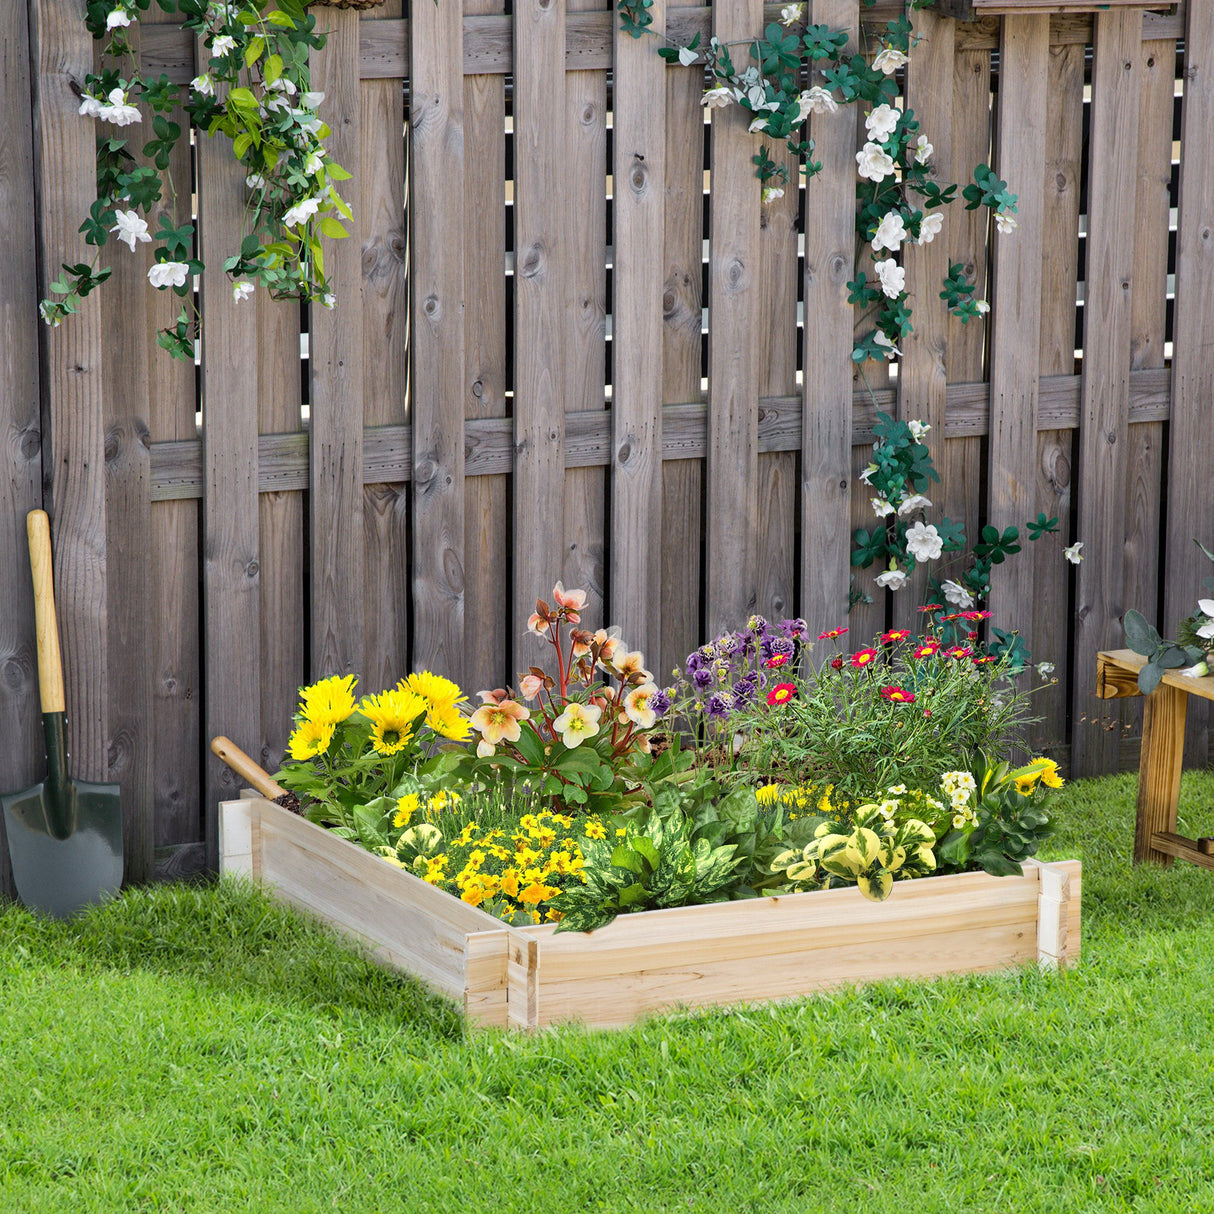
[972,655,996,666]
[767,682,797,706]
[967,631,979,641]
[881,629,911,644]
[765,653,790,668]
[918,603,944,613]
[880,685,916,703]
[942,612,963,622]
[946,646,973,660]
[912,642,940,658]
[850,648,879,668]
[830,656,844,670]
[818,627,849,641]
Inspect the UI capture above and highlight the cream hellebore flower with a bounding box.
[914,135,933,165]
[856,142,895,183]
[147,260,190,289]
[942,579,975,609]
[871,497,896,519]
[864,104,900,142]
[111,209,151,252]
[780,3,804,26]
[905,521,943,562]
[678,45,700,67]
[701,85,735,108]
[907,419,931,440]
[797,86,838,119]
[917,212,944,245]
[873,47,908,75]
[871,211,907,254]
[281,196,321,228]
[552,701,602,748]
[995,210,1018,235]
[873,330,900,359]
[232,281,254,304]
[210,33,237,55]
[761,185,785,205]
[623,684,660,729]
[875,566,908,590]
[519,674,544,700]
[106,8,131,30]
[191,73,215,97]
[99,88,141,127]
[873,257,905,299]
[469,698,530,745]
[897,493,933,516]
[1064,541,1084,564]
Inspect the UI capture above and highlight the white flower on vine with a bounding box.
[797,87,837,119]
[106,8,131,30]
[898,494,933,516]
[942,580,975,609]
[1037,662,1055,677]
[858,464,877,485]
[975,300,990,314]
[873,330,900,359]
[780,3,803,26]
[281,196,321,228]
[678,46,700,67]
[701,86,734,109]
[111,209,151,252]
[210,33,237,56]
[856,142,895,183]
[233,281,254,304]
[1198,598,1214,624]
[914,134,934,165]
[245,173,266,191]
[304,151,324,176]
[748,116,769,134]
[78,93,105,119]
[873,258,905,299]
[995,210,1018,235]
[916,212,944,245]
[871,211,907,254]
[871,497,896,519]
[873,47,908,76]
[323,293,337,309]
[99,88,141,127]
[864,104,900,142]
[907,420,930,440]
[876,566,908,590]
[905,521,943,562]
[39,301,60,327]
[761,185,785,205]
[267,76,298,96]
[191,73,215,97]
[745,84,769,110]
[1064,541,1084,564]
[148,261,189,289]
[301,91,325,110]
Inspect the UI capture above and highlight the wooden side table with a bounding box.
[1096,649,1214,869]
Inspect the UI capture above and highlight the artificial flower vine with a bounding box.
[43,0,351,359]
[625,0,1018,365]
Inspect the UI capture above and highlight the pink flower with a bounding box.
[519,675,544,701]
[552,581,587,621]
[850,648,879,668]
[880,685,915,703]
[470,699,530,744]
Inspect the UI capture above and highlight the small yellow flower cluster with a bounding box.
[754,782,852,819]
[940,770,978,826]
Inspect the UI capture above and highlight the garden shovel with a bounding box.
[1,510,123,918]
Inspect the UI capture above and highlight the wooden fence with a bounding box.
[0,0,1210,892]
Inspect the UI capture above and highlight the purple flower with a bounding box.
[692,668,714,692]
[733,673,758,707]
[779,617,807,640]
[685,650,707,675]
[705,691,734,720]
[760,634,794,662]
[721,632,746,657]
[650,688,673,717]
[747,614,770,635]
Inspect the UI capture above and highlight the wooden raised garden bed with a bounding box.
[220,795,1082,1031]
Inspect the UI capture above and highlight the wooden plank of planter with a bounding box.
[1164,0,1214,767]
[611,0,666,654]
[800,0,860,639]
[410,0,467,680]
[512,0,568,680]
[658,13,707,682]
[360,0,410,694]
[28,0,109,790]
[704,0,762,639]
[462,0,510,696]
[985,13,1048,650]
[309,9,365,682]
[1032,38,1084,755]
[1072,8,1142,777]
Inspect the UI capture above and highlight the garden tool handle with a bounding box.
[27,511,65,716]
[210,736,287,800]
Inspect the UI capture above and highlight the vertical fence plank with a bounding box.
[28,0,109,789]
[1032,38,1084,754]
[986,15,1047,648]
[1072,8,1142,777]
[410,0,466,679]
[512,0,567,679]
[361,2,409,694]
[801,0,859,639]
[705,0,762,639]
[0,0,43,895]
[1165,1,1214,766]
[310,10,365,680]
[462,2,508,697]
[659,44,705,680]
[612,0,666,654]
[563,0,609,626]
[896,8,954,631]
[198,130,261,866]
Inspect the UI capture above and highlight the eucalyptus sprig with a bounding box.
[42,0,351,359]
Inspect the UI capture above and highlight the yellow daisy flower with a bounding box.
[393,792,421,828]
[299,674,358,728]
[359,687,428,756]
[428,789,463,812]
[427,702,471,742]
[402,670,466,710]
[584,819,607,840]
[286,718,334,761]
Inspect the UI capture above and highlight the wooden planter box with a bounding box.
[220,796,1081,1031]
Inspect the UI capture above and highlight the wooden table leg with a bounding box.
[1134,683,1188,866]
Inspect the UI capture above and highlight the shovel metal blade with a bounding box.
[2,779,123,919]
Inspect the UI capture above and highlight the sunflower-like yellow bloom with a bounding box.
[393,792,421,828]
[426,701,471,742]
[286,718,334,761]
[402,670,466,710]
[299,674,358,728]
[359,687,428,756]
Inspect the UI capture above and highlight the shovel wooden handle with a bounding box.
[210,736,286,799]
[27,511,65,715]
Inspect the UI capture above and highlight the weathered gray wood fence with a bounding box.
[0,0,1209,893]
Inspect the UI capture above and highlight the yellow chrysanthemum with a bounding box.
[393,793,421,828]
[402,670,466,711]
[584,819,607,840]
[519,880,559,906]
[1013,775,1038,796]
[500,869,520,899]
[359,687,428,756]
[286,718,334,761]
[427,702,471,742]
[1039,759,1064,789]
[299,674,358,728]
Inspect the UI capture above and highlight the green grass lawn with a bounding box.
[3,771,1214,1214]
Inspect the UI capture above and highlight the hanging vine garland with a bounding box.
[44,0,353,359]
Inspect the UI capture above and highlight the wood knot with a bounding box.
[520,244,544,279]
